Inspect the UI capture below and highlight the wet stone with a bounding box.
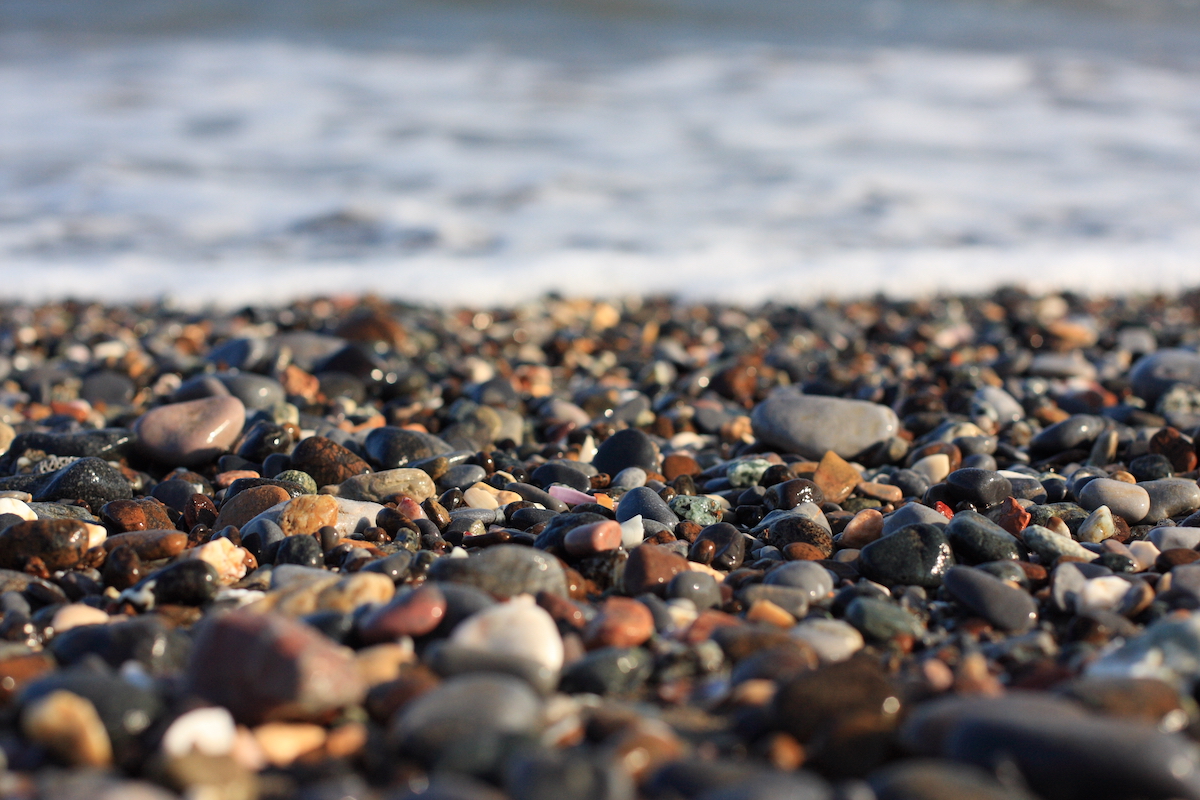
[944,468,1012,509]
[364,426,451,469]
[767,515,833,557]
[288,436,371,489]
[812,450,861,505]
[858,523,955,588]
[277,493,339,536]
[35,457,132,511]
[845,596,924,643]
[102,530,187,560]
[623,544,689,596]
[688,522,745,570]
[881,503,948,536]
[669,494,721,526]
[560,646,654,696]
[531,462,592,493]
[1028,414,1107,459]
[944,511,1021,565]
[1130,348,1200,406]
[763,479,825,511]
[214,484,290,531]
[667,571,722,609]
[0,519,92,570]
[762,560,835,601]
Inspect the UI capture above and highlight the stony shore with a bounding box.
[2,290,1200,799]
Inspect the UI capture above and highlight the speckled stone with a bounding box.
[0,519,93,570]
[214,484,291,531]
[858,523,955,588]
[288,436,371,489]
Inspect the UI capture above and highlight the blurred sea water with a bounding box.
[2,0,1200,307]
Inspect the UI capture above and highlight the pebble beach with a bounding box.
[1,289,1200,798]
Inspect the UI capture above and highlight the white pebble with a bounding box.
[450,593,564,672]
[161,706,237,758]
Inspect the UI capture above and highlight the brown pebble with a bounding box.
[812,450,861,505]
[1149,427,1198,474]
[662,453,701,480]
[1156,548,1200,572]
[278,494,340,537]
[214,484,290,531]
[0,519,92,571]
[103,529,188,560]
[623,544,689,596]
[584,596,656,648]
[855,481,903,503]
[783,542,827,561]
[288,436,371,489]
[839,509,884,548]
[184,493,219,530]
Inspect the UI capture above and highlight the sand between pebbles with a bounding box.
[2,290,1200,798]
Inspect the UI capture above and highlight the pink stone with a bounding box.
[357,584,447,643]
[563,520,623,556]
[396,496,427,521]
[134,396,246,467]
[549,485,594,506]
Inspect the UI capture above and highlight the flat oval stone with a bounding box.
[945,704,1200,800]
[531,462,592,493]
[1028,414,1107,459]
[364,426,452,469]
[943,565,1038,632]
[790,619,864,663]
[333,465,436,503]
[751,390,900,460]
[215,371,285,410]
[102,530,187,560]
[134,396,246,467]
[0,519,90,570]
[944,511,1021,564]
[1078,479,1150,524]
[1140,478,1200,523]
[427,544,568,598]
[1130,348,1200,406]
[858,523,955,588]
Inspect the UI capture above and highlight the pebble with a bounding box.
[1023,524,1099,563]
[564,520,624,556]
[942,565,1038,632]
[754,389,895,459]
[335,467,435,503]
[1078,478,1151,524]
[428,544,568,599]
[1141,478,1200,523]
[134,396,246,467]
[857,523,956,587]
[615,487,679,527]
[944,510,1022,564]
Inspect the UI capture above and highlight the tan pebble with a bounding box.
[839,509,884,548]
[855,481,903,503]
[183,537,249,584]
[1045,516,1071,537]
[685,561,725,581]
[315,571,396,613]
[730,679,776,706]
[50,603,109,633]
[1110,471,1136,484]
[215,470,260,489]
[462,487,499,510]
[812,450,861,505]
[83,523,108,550]
[323,722,368,759]
[494,490,523,505]
[744,599,795,628]
[278,494,339,537]
[355,642,416,686]
[22,689,113,767]
[253,722,326,767]
[922,658,955,692]
[0,497,36,521]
